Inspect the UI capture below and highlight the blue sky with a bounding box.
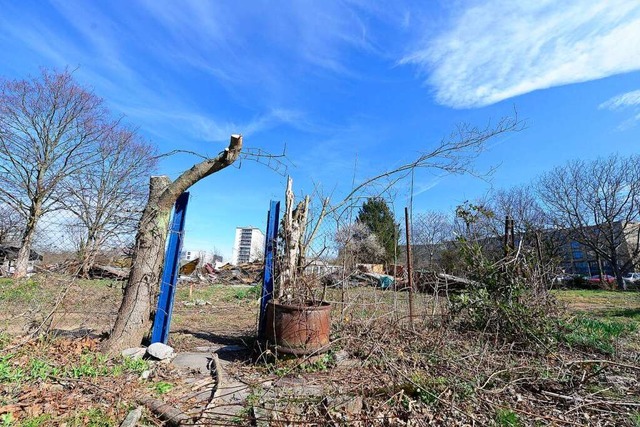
[2,0,639,260]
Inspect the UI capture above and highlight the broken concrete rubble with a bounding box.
[147,342,175,360]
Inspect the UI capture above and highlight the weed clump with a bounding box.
[449,238,559,352]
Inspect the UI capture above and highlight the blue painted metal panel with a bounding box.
[151,192,190,344]
[258,200,280,338]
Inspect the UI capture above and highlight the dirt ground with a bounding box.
[0,277,258,346]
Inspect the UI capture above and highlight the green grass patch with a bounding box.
[66,353,111,378]
[588,307,640,328]
[228,285,261,301]
[1,414,15,427]
[560,315,636,354]
[0,279,40,303]
[495,409,521,427]
[300,353,333,373]
[62,407,114,427]
[28,358,60,381]
[176,284,219,302]
[1,344,150,387]
[115,356,149,375]
[0,332,10,350]
[410,374,447,405]
[0,354,25,383]
[14,414,52,427]
[176,284,261,303]
[154,381,173,395]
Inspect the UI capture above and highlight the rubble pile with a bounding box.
[213,261,263,285]
[177,260,264,286]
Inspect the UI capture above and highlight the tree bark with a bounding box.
[102,175,171,352]
[609,246,626,290]
[79,234,100,278]
[13,201,42,278]
[101,135,242,354]
[279,177,309,300]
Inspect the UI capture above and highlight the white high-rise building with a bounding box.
[231,227,265,265]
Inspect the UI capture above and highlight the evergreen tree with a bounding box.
[356,198,399,264]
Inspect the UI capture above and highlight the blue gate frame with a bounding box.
[151,192,190,344]
[258,200,280,338]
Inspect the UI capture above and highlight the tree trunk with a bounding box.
[101,135,242,354]
[79,233,101,277]
[609,248,626,291]
[101,176,172,352]
[279,177,309,300]
[13,202,42,278]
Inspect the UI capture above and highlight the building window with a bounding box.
[570,241,580,249]
[572,250,583,260]
[574,261,589,274]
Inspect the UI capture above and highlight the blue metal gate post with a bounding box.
[151,192,190,344]
[258,200,280,338]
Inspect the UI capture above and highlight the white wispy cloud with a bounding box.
[599,90,640,110]
[138,0,373,84]
[599,89,640,129]
[190,109,306,142]
[0,16,77,68]
[120,106,307,146]
[412,177,443,197]
[0,1,324,150]
[402,0,640,108]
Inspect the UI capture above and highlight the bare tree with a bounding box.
[411,211,453,269]
[336,116,522,205]
[60,127,157,276]
[537,155,640,289]
[487,185,565,263]
[102,135,242,353]
[0,204,23,244]
[488,186,547,235]
[0,69,111,277]
[335,221,385,270]
[325,115,523,270]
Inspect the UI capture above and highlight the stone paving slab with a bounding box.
[172,352,211,375]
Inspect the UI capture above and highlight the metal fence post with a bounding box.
[404,207,414,329]
[258,200,280,339]
[151,192,190,344]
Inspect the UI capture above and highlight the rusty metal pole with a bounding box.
[509,217,515,251]
[404,207,414,328]
[503,215,515,258]
[535,231,543,262]
[503,215,510,258]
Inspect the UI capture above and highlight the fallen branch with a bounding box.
[211,353,224,399]
[437,273,481,286]
[139,397,189,426]
[196,353,224,423]
[563,359,640,371]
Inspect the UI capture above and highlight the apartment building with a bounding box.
[397,221,640,277]
[558,221,640,276]
[231,227,265,265]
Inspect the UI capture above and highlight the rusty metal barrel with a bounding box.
[264,300,331,355]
